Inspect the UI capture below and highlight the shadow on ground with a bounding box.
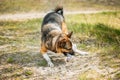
[0,50,66,67]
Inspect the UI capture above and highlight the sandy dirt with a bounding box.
[0,44,116,80]
[0,10,119,80]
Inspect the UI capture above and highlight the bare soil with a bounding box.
[0,43,117,80]
[0,11,119,80]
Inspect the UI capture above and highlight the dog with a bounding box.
[40,6,88,67]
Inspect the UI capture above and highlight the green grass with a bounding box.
[0,0,120,14]
[67,12,120,58]
[0,11,120,79]
[23,70,33,76]
[67,12,120,50]
[0,19,42,45]
[66,11,120,79]
[0,19,42,79]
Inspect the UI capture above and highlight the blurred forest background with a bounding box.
[0,0,120,14]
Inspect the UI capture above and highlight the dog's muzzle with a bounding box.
[63,51,74,62]
[63,51,75,56]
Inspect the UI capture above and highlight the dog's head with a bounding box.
[56,32,74,56]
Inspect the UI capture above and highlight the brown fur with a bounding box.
[40,7,74,56]
[62,22,68,34]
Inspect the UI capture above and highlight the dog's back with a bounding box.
[41,7,64,39]
[41,7,66,51]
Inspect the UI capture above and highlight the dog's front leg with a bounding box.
[72,44,88,55]
[43,53,54,67]
[40,44,54,67]
[66,53,73,62]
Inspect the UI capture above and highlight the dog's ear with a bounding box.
[67,31,73,38]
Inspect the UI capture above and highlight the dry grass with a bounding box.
[0,11,120,79]
[0,0,120,14]
[67,11,120,79]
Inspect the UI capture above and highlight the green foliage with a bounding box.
[24,70,33,76]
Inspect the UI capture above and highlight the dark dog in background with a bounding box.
[40,6,88,67]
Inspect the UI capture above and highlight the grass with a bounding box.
[0,11,120,79]
[23,70,33,76]
[0,19,42,45]
[66,11,120,79]
[0,0,120,14]
[0,19,43,79]
[78,70,106,80]
[67,12,120,52]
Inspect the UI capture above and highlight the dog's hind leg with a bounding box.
[40,43,54,67]
[43,53,54,67]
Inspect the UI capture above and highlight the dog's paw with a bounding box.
[72,44,89,55]
[65,55,74,62]
[66,57,71,62]
[48,62,54,67]
[78,51,89,55]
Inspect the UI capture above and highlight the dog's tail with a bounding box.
[54,6,63,15]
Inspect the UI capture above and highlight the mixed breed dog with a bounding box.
[40,6,88,67]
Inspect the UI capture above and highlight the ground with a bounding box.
[0,11,120,80]
[0,42,115,80]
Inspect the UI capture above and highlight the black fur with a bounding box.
[41,7,65,51]
[41,7,74,56]
[41,7,64,42]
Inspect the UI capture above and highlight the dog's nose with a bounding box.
[63,52,67,56]
[63,51,74,56]
[69,51,75,55]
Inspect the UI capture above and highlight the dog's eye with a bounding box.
[62,42,66,47]
[60,42,66,47]
[65,42,72,50]
[65,46,71,50]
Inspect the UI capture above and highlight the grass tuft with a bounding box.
[0,11,120,79]
[24,70,33,76]
[7,57,15,63]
